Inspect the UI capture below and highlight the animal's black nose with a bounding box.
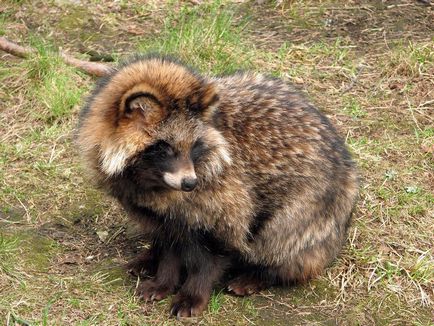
[181,178,197,192]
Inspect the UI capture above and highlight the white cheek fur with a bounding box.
[163,172,182,189]
[100,146,129,176]
[163,169,197,190]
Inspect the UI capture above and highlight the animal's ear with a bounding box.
[200,82,219,109]
[122,92,162,118]
[188,82,220,117]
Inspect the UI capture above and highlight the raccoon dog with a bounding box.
[77,55,359,318]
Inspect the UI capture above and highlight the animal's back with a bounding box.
[212,73,359,275]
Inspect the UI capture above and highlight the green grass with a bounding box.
[209,290,225,314]
[285,2,323,30]
[384,41,434,77]
[309,38,354,66]
[263,37,358,87]
[23,39,86,122]
[37,71,84,122]
[0,233,19,277]
[0,14,7,36]
[344,97,367,119]
[240,298,258,318]
[138,0,253,74]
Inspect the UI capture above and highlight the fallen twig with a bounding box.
[0,36,113,77]
[60,51,113,77]
[341,64,366,93]
[416,0,433,6]
[0,36,30,58]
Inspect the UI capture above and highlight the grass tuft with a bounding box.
[20,38,86,122]
[384,41,434,77]
[0,233,19,278]
[138,0,253,74]
[38,71,84,122]
[0,14,7,36]
[344,97,367,119]
[409,253,434,285]
[209,290,225,314]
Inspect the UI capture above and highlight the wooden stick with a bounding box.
[0,36,113,77]
[60,52,113,77]
[0,36,30,58]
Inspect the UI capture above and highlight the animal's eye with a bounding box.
[190,138,209,163]
[148,140,175,158]
[189,102,201,111]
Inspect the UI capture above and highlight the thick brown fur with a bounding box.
[76,55,359,318]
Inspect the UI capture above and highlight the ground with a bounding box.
[0,0,433,325]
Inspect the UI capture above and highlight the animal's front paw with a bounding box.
[227,274,268,296]
[136,279,173,301]
[125,251,157,277]
[170,292,208,319]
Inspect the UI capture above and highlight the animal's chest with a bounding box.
[139,178,256,252]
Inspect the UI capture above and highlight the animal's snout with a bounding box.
[162,158,197,192]
[181,177,198,192]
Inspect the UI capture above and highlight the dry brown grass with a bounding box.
[1,0,433,325]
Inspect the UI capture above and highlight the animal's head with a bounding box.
[77,55,231,192]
